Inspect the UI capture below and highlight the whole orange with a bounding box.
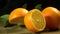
[42,7,60,29]
[9,8,28,24]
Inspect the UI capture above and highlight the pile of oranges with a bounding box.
[9,7,60,32]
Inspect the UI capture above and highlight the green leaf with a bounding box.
[35,4,42,11]
[17,23,25,28]
[0,14,9,27]
[22,3,27,9]
[0,14,9,22]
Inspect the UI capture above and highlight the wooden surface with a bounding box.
[0,22,60,34]
[0,26,60,34]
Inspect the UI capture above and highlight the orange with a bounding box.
[42,7,60,29]
[24,9,46,32]
[57,11,60,16]
[9,8,28,24]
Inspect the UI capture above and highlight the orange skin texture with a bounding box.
[9,8,28,24]
[42,7,60,29]
[24,10,40,32]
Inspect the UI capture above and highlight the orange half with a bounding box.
[9,8,28,24]
[24,9,46,32]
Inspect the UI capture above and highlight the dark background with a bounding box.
[0,0,60,16]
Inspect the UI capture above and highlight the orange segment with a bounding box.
[24,9,46,32]
[9,8,28,24]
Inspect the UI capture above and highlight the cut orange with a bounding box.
[42,7,60,29]
[24,9,46,32]
[9,8,28,24]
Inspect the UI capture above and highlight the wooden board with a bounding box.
[0,26,60,34]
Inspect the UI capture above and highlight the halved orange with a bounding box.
[42,7,60,29]
[9,8,28,24]
[24,9,46,32]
